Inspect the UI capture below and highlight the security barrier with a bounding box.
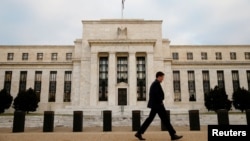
[189,110,200,131]
[103,110,112,132]
[216,109,229,125]
[73,111,83,132]
[132,110,141,131]
[43,111,54,132]
[12,111,25,133]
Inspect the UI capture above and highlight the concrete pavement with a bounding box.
[0,126,208,141]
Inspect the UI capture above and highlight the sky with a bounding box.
[0,0,250,45]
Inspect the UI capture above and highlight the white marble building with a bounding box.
[0,19,250,114]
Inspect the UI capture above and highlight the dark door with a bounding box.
[118,88,127,106]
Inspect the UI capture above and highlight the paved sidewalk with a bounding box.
[0,126,208,141]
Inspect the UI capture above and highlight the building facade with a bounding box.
[1,19,250,114]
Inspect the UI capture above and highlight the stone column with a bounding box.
[90,53,98,106]
[195,70,203,102]
[12,70,20,98]
[239,69,248,89]
[71,61,81,106]
[146,53,154,102]
[35,69,49,112]
[0,71,4,92]
[180,69,189,103]
[56,70,64,103]
[224,69,233,100]
[129,52,136,106]
[80,57,91,106]
[108,52,116,106]
[26,70,34,90]
[209,69,218,89]
[164,61,174,104]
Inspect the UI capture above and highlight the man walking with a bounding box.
[135,71,183,140]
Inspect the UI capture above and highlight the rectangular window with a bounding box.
[172,52,179,60]
[201,52,207,60]
[187,52,193,60]
[247,71,250,91]
[37,53,43,60]
[202,71,210,97]
[64,71,72,102]
[34,71,42,102]
[7,53,14,60]
[22,53,28,60]
[232,71,240,92]
[66,53,72,60]
[118,88,127,106]
[19,71,27,92]
[230,52,236,60]
[245,52,250,60]
[49,71,57,102]
[137,57,146,101]
[117,57,128,83]
[188,71,196,101]
[4,71,12,93]
[217,71,225,89]
[216,52,222,60]
[173,71,181,101]
[99,57,108,101]
[51,53,58,61]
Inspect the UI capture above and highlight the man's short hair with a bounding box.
[156,71,165,78]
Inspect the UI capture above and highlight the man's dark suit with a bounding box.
[137,79,176,136]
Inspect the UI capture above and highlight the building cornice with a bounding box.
[82,19,162,24]
[170,45,250,48]
[0,45,74,48]
[0,62,73,66]
[171,61,250,66]
[88,39,156,47]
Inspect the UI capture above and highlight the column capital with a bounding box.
[146,52,154,55]
[91,52,98,55]
[129,51,136,54]
[109,52,116,54]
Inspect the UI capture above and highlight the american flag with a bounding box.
[122,0,125,9]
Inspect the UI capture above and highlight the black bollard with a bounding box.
[12,111,26,133]
[161,110,170,131]
[132,110,141,131]
[246,109,250,126]
[43,111,54,132]
[73,111,83,132]
[103,110,112,132]
[217,109,229,125]
[189,110,200,131]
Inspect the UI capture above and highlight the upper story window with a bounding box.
[172,52,179,60]
[66,53,72,60]
[137,56,146,101]
[99,57,108,101]
[37,53,43,60]
[216,52,222,60]
[7,53,14,60]
[51,53,58,61]
[245,52,250,60]
[230,52,236,60]
[117,57,128,83]
[201,52,207,60]
[187,52,193,60]
[22,53,29,60]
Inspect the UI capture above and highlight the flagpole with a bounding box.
[121,0,125,19]
[121,2,123,19]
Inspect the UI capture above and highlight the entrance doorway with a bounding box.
[118,88,127,106]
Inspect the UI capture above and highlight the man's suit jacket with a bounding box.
[147,79,165,108]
